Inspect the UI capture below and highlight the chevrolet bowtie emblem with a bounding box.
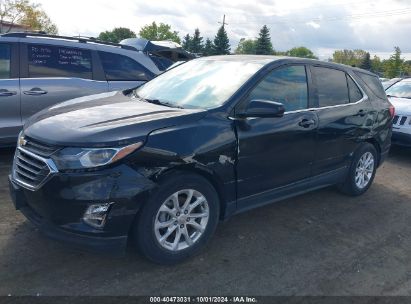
[19,136,27,146]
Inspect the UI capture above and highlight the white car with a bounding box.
[386,79,411,147]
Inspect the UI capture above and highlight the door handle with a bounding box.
[299,119,316,128]
[355,109,366,117]
[23,88,48,96]
[0,89,17,96]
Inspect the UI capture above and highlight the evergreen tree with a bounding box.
[203,38,214,56]
[255,25,273,55]
[213,26,230,55]
[182,34,192,51]
[359,52,372,70]
[384,47,404,78]
[191,28,204,54]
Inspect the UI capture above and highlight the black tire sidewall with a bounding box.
[134,172,219,264]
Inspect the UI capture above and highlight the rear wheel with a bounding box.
[133,172,219,264]
[338,143,378,196]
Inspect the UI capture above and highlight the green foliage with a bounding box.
[182,34,191,50]
[202,38,214,56]
[384,47,404,78]
[190,28,203,54]
[235,38,257,54]
[0,0,58,34]
[332,49,368,67]
[255,25,274,55]
[98,27,136,43]
[359,52,372,71]
[213,25,230,55]
[286,46,317,59]
[371,55,383,75]
[139,22,181,44]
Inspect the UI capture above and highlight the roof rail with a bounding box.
[1,32,138,51]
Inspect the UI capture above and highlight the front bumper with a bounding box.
[8,164,157,255]
[392,130,411,147]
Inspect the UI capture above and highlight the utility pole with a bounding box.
[218,14,228,29]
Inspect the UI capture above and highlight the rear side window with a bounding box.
[99,52,149,81]
[355,72,386,99]
[0,44,10,79]
[28,44,92,79]
[248,65,308,112]
[347,75,363,102]
[312,66,349,107]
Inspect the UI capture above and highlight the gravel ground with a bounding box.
[0,146,411,296]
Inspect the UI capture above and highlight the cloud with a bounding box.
[37,0,411,59]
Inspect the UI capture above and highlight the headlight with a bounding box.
[51,142,143,170]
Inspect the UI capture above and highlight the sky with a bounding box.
[36,0,411,60]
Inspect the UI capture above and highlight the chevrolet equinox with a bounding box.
[9,56,393,264]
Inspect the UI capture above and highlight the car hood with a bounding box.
[389,97,411,116]
[23,91,207,147]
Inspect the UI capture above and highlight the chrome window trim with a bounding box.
[12,147,59,191]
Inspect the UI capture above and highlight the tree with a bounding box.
[212,25,230,55]
[139,21,180,43]
[286,46,317,59]
[371,55,383,75]
[384,47,404,78]
[182,34,191,50]
[255,25,273,55]
[0,0,58,34]
[359,52,372,70]
[235,38,257,54]
[332,49,368,67]
[203,38,214,56]
[98,27,136,43]
[190,28,204,54]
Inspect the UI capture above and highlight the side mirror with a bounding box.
[238,99,285,118]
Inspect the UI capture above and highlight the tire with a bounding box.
[338,143,378,196]
[133,172,219,265]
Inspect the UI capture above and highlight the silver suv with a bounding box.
[0,32,162,146]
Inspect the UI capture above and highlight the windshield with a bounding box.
[386,80,411,99]
[135,59,264,109]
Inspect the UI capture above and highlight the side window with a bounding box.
[355,72,386,99]
[99,52,149,81]
[347,75,363,102]
[0,44,11,79]
[28,44,92,79]
[312,66,349,107]
[248,65,308,112]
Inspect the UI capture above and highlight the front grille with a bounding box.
[23,136,60,157]
[393,115,399,125]
[393,115,409,126]
[12,148,57,190]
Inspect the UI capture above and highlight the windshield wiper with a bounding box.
[133,92,184,109]
[141,98,184,109]
[387,94,411,99]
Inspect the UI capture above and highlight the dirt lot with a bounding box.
[0,146,411,296]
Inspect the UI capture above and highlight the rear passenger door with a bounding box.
[20,43,108,121]
[0,42,20,144]
[98,51,151,91]
[310,65,369,176]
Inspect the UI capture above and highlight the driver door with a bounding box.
[235,65,318,206]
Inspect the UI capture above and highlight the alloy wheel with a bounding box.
[154,189,210,251]
[355,152,375,189]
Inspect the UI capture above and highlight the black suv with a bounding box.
[9,56,393,264]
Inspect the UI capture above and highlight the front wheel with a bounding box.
[338,143,378,196]
[133,172,219,264]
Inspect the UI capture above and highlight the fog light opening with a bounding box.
[83,202,114,229]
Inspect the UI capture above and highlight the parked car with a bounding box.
[9,55,393,264]
[120,38,195,71]
[382,77,403,90]
[0,32,162,146]
[386,78,411,146]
